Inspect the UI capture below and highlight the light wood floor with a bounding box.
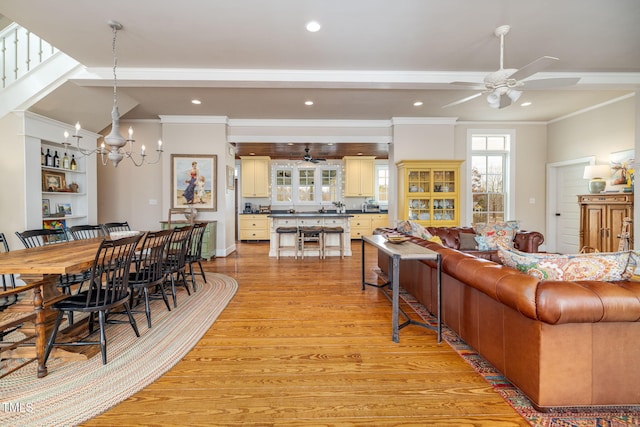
[84,241,528,426]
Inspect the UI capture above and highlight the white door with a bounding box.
[547,158,594,253]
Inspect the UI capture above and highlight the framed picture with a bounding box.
[42,170,66,192]
[171,154,217,211]
[42,199,51,216]
[57,203,72,215]
[226,165,235,190]
[609,149,635,189]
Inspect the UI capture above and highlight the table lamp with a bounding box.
[583,165,610,194]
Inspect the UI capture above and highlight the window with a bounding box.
[469,132,513,223]
[375,164,389,205]
[274,168,292,202]
[321,169,338,202]
[298,169,315,202]
[271,162,341,206]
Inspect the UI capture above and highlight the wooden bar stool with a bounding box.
[299,226,323,259]
[275,226,299,259]
[322,226,344,259]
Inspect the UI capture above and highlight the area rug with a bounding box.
[399,289,640,427]
[1,273,238,426]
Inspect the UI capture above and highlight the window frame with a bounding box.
[270,161,342,207]
[466,129,515,224]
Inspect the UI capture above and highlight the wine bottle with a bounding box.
[53,150,60,168]
[62,152,70,169]
[45,149,52,167]
[41,147,45,165]
[70,154,77,171]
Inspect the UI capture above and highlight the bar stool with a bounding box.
[275,226,299,259]
[321,226,344,259]
[299,226,323,259]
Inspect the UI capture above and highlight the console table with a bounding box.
[361,234,442,343]
[160,220,217,260]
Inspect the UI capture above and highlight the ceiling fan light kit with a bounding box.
[443,24,580,110]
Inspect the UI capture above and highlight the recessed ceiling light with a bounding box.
[357,152,363,156]
[304,100,314,106]
[249,152,256,156]
[306,21,321,32]
[413,101,424,107]
[191,99,202,105]
[521,101,532,107]
[327,143,334,146]
[287,143,294,146]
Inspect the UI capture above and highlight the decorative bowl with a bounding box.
[385,235,409,244]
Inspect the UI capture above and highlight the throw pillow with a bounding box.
[397,220,432,240]
[498,245,632,281]
[428,235,443,245]
[474,235,490,251]
[459,232,478,250]
[474,221,520,250]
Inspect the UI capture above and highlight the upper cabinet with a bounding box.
[343,156,375,197]
[241,156,271,197]
[397,160,463,227]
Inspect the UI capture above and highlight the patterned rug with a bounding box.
[2,273,237,426]
[399,289,640,427]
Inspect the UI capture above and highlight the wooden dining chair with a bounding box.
[127,229,172,328]
[185,222,208,291]
[69,224,106,240]
[43,234,143,365]
[0,232,19,341]
[15,228,85,324]
[162,226,193,308]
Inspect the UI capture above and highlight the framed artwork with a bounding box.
[42,199,50,216]
[609,149,635,188]
[171,154,217,211]
[42,171,66,192]
[57,203,72,215]
[226,165,235,190]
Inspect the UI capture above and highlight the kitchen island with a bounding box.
[268,213,354,257]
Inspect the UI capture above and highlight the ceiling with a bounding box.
[1,0,639,159]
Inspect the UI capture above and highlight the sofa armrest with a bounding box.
[513,231,544,253]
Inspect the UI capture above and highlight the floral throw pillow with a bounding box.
[498,245,632,281]
[473,221,520,250]
[396,220,432,240]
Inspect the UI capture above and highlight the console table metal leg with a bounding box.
[361,238,365,290]
[391,254,400,343]
[436,254,442,343]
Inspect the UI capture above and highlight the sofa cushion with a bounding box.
[498,246,632,281]
[474,221,520,250]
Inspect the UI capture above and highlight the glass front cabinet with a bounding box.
[397,160,463,227]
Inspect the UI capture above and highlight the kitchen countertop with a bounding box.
[243,210,388,216]
[267,212,354,218]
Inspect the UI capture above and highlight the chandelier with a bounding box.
[63,20,163,167]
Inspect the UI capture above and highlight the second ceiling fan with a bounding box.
[302,147,326,163]
[443,25,581,109]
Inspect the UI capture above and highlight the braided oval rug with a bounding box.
[2,273,237,426]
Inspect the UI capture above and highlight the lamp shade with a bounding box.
[583,165,611,179]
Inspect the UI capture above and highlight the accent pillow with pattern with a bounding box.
[473,221,520,250]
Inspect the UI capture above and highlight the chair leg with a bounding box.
[98,310,107,365]
[43,310,65,365]
[143,287,152,328]
[123,301,140,337]
[197,260,206,283]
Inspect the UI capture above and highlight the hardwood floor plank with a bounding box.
[82,241,527,426]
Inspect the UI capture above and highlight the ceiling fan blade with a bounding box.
[450,82,487,90]
[519,77,581,89]
[508,56,558,81]
[442,92,483,108]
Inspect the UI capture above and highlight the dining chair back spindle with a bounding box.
[101,221,131,236]
[162,226,193,308]
[69,224,106,240]
[43,234,143,365]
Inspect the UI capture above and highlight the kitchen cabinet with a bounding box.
[343,156,375,197]
[241,156,270,197]
[397,160,462,227]
[578,194,633,252]
[349,213,388,239]
[239,214,270,240]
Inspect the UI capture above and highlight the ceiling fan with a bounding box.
[443,25,581,109]
[302,147,326,163]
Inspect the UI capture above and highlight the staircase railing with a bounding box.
[1,22,58,89]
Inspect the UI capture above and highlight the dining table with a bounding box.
[0,237,106,377]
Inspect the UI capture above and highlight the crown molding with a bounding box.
[227,135,392,143]
[227,119,391,128]
[159,115,228,124]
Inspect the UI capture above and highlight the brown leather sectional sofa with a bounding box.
[376,227,640,409]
